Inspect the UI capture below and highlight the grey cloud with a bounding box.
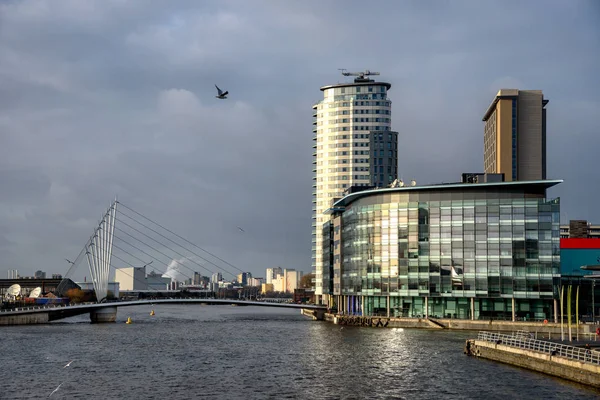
[0,168,51,203]
[0,0,598,279]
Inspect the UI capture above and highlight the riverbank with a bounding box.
[301,310,599,336]
[465,331,600,389]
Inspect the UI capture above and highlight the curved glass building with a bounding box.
[323,178,562,321]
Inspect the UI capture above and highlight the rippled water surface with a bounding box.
[2,305,599,399]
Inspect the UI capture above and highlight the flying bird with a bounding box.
[49,383,63,397]
[65,258,74,265]
[215,84,229,99]
[63,360,74,368]
[237,227,245,233]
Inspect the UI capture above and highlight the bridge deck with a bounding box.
[0,299,326,321]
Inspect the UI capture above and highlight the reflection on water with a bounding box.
[2,305,599,399]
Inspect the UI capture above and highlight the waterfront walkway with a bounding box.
[466,331,600,388]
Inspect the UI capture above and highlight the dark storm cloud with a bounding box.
[0,0,598,279]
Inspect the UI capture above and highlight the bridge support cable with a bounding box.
[84,250,164,298]
[112,230,213,282]
[114,218,237,281]
[65,199,248,302]
[115,211,241,279]
[117,202,246,275]
[85,201,117,302]
[56,242,89,296]
[111,241,195,285]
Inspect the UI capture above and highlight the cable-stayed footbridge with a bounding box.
[1,200,324,325]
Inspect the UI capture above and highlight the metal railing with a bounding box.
[0,303,75,312]
[477,331,600,365]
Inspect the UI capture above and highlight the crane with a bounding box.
[338,69,380,81]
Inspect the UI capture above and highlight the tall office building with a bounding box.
[211,272,222,283]
[265,267,282,284]
[312,70,398,304]
[483,89,548,182]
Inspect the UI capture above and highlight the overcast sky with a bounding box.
[1,0,599,281]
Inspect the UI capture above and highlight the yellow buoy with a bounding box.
[150,310,155,316]
[126,317,132,324]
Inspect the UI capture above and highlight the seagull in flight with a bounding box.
[63,360,74,368]
[49,383,63,397]
[215,84,229,99]
[237,227,245,233]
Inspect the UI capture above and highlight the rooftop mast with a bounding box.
[338,69,381,82]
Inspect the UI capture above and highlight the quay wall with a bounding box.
[0,312,49,326]
[315,313,597,335]
[466,339,600,388]
[438,319,596,334]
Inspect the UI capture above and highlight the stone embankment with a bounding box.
[0,312,49,325]
[312,312,598,335]
[465,331,600,389]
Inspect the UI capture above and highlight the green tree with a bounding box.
[65,288,85,304]
[300,273,315,289]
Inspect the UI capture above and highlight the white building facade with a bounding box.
[115,266,146,291]
[312,71,398,305]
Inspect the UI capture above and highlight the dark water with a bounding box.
[2,305,599,400]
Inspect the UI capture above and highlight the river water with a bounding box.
[1,305,599,399]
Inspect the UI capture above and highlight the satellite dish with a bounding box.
[29,287,42,298]
[398,180,405,187]
[5,284,21,299]
[410,180,417,187]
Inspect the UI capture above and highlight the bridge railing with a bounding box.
[477,331,600,365]
[0,303,74,312]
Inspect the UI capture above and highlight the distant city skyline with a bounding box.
[0,1,598,279]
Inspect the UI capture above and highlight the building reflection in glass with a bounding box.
[322,179,562,321]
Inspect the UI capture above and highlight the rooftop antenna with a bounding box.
[339,69,381,82]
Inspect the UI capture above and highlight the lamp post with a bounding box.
[560,285,564,341]
[576,285,580,342]
[568,285,572,342]
[593,280,596,323]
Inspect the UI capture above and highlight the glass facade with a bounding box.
[324,181,562,321]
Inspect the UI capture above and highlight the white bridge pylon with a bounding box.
[85,200,117,302]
